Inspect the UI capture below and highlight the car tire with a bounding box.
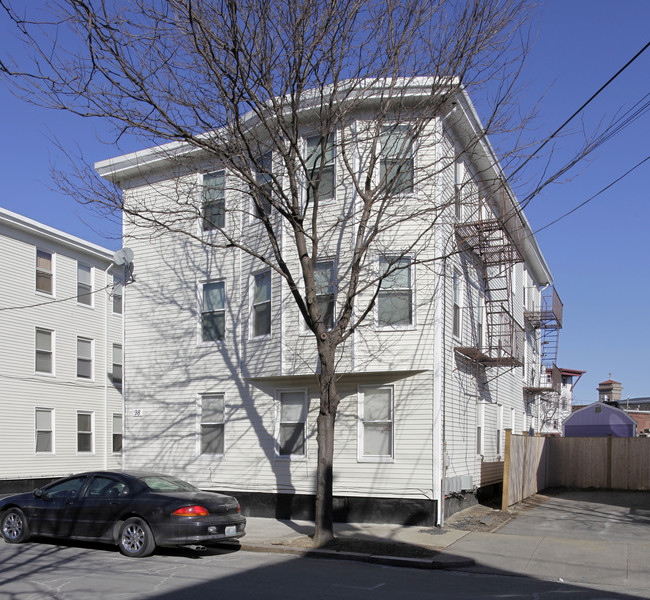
[1,508,30,544]
[117,517,156,558]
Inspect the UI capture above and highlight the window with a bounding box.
[305,134,335,202]
[476,294,484,348]
[453,270,462,339]
[252,270,271,338]
[77,262,92,305]
[36,249,53,295]
[35,408,53,453]
[77,337,93,379]
[359,386,394,461]
[112,273,123,314]
[454,158,463,219]
[377,256,412,328]
[85,476,127,498]
[380,125,413,194]
[200,393,225,455]
[112,344,123,385]
[277,390,307,457]
[496,405,503,456]
[314,261,335,329]
[77,412,93,453]
[253,152,273,218]
[202,171,225,230]
[35,328,53,374]
[476,402,484,455]
[43,476,87,499]
[202,281,225,342]
[112,414,123,453]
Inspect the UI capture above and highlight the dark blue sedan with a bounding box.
[0,471,246,557]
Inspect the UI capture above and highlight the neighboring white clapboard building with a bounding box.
[0,208,124,491]
[97,80,562,525]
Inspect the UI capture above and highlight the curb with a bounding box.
[238,541,475,570]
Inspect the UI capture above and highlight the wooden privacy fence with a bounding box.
[501,432,650,509]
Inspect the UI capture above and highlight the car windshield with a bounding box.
[138,475,198,493]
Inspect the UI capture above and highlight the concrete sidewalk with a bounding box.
[234,490,650,592]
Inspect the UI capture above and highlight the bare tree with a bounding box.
[1,0,538,543]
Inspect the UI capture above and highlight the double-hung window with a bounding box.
[112,344,123,385]
[112,414,123,453]
[476,294,484,348]
[36,249,54,295]
[454,158,463,220]
[314,261,335,330]
[35,328,54,374]
[305,134,335,203]
[202,281,226,342]
[380,125,413,194]
[359,386,394,461]
[202,171,225,230]
[253,152,273,218]
[252,270,271,338]
[453,270,462,339]
[277,390,307,457]
[77,337,93,379]
[35,408,54,453]
[77,262,93,305]
[77,411,93,453]
[200,393,225,455]
[377,256,412,327]
[112,273,123,314]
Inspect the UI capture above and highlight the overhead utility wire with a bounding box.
[534,153,650,234]
[0,284,112,311]
[509,40,650,182]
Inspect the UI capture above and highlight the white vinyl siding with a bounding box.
[358,386,394,462]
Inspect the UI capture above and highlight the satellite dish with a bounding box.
[113,247,134,266]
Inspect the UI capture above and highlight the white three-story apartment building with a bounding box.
[97,81,562,524]
[0,208,124,491]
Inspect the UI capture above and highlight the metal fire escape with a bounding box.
[454,191,526,367]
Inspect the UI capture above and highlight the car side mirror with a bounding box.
[33,488,43,498]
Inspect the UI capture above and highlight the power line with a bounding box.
[510,40,650,181]
[0,284,113,312]
[534,153,650,234]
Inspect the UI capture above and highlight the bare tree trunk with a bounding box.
[314,339,339,545]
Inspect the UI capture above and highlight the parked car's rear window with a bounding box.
[139,475,198,492]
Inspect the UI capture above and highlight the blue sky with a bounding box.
[1,1,648,403]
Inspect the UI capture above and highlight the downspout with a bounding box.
[104,261,111,470]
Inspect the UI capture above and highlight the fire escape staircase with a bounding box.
[454,202,526,368]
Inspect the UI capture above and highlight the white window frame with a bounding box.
[112,272,123,314]
[77,411,94,454]
[76,337,94,380]
[198,393,225,456]
[250,269,272,339]
[275,389,308,459]
[302,260,336,333]
[112,343,123,386]
[199,280,226,344]
[476,401,485,456]
[77,262,93,307]
[35,249,55,296]
[358,386,395,463]
[379,124,414,195]
[112,413,123,453]
[453,269,462,340]
[376,255,415,330]
[201,170,226,231]
[35,408,54,454]
[305,133,336,204]
[35,328,54,376]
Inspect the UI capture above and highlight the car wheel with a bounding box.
[1,508,30,544]
[117,517,155,558]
